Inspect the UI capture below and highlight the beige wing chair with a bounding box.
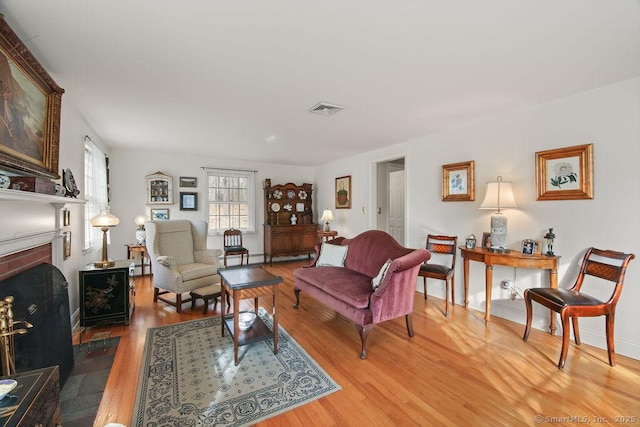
[145,220,223,312]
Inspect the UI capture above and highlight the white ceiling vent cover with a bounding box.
[308,102,344,116]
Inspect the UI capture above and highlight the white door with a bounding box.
[388,169,405,245]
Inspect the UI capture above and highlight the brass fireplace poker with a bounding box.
[0,296,33,376]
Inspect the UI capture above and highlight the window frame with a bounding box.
[83,137,109,251]
[204,168,256,234]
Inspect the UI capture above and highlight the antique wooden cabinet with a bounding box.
[79,260,135,327]
[263,182,316,264]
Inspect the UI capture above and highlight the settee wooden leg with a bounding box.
[153,287,159,302]
[405,314,415,337]
[293,288,301,309]
[356,324,373,359]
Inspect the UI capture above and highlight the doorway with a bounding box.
[375,158,405,245]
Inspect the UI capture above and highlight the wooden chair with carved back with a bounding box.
[523,247,635,369]
[223,228,249,267]
[418,234,457,317]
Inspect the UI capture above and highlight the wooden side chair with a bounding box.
[523,247,635,369]
[223,228,249,267]
[418,234,457,316]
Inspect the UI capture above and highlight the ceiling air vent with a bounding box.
[308,102,344,116]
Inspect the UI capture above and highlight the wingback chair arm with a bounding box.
[156,255,178,269]
[195,248,223,267]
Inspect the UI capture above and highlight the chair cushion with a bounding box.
[224,246,247,253]
[177,263,219,282]
[294,266,373,309]
[528,288,604,306]
[420,263,452,276]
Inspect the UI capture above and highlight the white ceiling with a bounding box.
[2,1,639,166]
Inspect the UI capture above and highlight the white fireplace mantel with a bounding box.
[0,189,86,263]
[0,188,86,206]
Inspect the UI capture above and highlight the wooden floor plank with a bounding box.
[86,260,640,426]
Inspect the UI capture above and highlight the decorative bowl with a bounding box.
[238,311,257,330]
[0,379,17,400]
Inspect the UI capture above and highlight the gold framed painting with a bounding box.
[535,143,593,200]
[335,175,351,209]
[0,16,65,179]
[442,160,475,201]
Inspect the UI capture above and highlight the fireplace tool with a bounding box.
[0,296,33,376]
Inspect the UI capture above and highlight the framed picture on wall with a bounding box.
[442,160,475,201]
[63,232,71,259]
[535,143,593,200]
[151,209,170,220]
[179,177,197,187]
[335,175,351,209]
[0,16,64,179]
[180,192,198,211]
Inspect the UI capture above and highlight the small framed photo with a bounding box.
[296,202,305,212]
[335,175,351,209]
[522,239,534,255]
[63,231,71,260]
[442,160,475,201]
[151,209,170,220]
[179,177,197,188]
[535,143,593,200]
[481,232,492,249]
[180,192,198,211]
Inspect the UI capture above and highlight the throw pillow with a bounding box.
[371,258,393,289]
[316,243,349,267]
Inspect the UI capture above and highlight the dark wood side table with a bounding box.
[317,230,338,243]
[0,366,61,426]
[79,260,135,327]
[458,246,560,332]
[125,243,152,276]
[219,265,283,365]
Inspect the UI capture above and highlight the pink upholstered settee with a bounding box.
[293,230,431,359]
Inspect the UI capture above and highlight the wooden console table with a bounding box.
[219,265,283,365]
[458,246,560,332]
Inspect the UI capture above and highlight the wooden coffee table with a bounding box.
[218,265,283,365]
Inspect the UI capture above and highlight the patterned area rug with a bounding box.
[131,310,340,426]
[61,336,120,427]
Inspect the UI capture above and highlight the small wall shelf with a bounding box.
[145,171,173,205]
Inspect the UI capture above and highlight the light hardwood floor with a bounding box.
[89,260,640,426]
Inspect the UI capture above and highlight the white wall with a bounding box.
[107,148,315,264]
[313,77,640,360]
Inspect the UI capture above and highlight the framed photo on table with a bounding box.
[442,160,475,201]
[0,16,65,179]
[535,143,593,200]
[481,232,492,249]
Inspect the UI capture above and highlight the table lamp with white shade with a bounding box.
[90,208,120,267]
[320,209,334,232]
[479,176,517,251]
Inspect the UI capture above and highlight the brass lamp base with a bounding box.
[94,259,115,268]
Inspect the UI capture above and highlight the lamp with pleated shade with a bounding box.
[320,209,334,232]
[479,176,517,251]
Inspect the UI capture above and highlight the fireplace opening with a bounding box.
[0,263,74,385]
